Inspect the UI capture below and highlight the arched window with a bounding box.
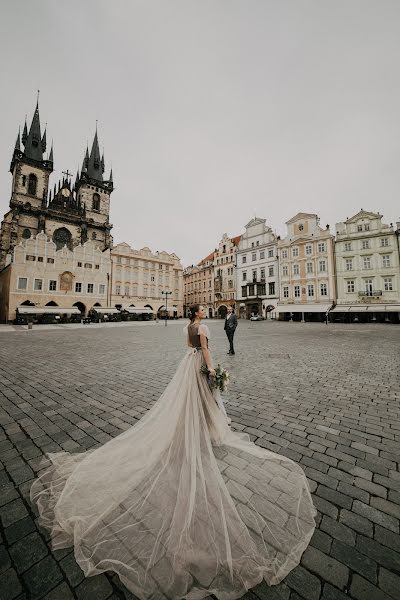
[28,174,37,196]
[91,232,97,240]
[22,228,31,239]
[22,175,26,187]
[92,193,100,211]
[52,227,72,251]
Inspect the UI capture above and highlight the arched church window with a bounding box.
[22,228,31,239]
[22,175,26,187]
[91,232,97,240]
[28,174,37,196]
[92,193,100,211]
[53,227,72,251]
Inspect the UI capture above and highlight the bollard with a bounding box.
[28,322,33,330]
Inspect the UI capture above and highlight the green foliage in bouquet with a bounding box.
[200,364,230,392]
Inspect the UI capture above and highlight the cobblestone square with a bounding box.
[0,320,399,600]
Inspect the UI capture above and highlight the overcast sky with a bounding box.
[1,1,399,266]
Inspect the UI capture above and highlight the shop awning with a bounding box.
[124,307,154,314]
[17,307,81,315]
[92,307,120,314]
[331,304,400,313]
[275,303,332,314]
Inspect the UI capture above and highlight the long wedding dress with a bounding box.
[31,322,316,600]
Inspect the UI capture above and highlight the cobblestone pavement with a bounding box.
[0,320,399,600]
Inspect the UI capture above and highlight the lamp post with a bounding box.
[162,290,172,326]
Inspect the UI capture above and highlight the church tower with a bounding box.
[75,128,114,250]
[0,99,54,267]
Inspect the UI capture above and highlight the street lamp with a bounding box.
[161,290,172,326]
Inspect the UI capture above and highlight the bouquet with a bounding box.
[200,364,230,393]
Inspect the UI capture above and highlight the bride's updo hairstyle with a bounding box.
[188,304,200,323]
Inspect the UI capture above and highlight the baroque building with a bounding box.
[111,243,183,318]
[331,210,400,323]
[183,251,215,318]
[235,217,279,319]
[277,213,336,321]
[214,233,241,318]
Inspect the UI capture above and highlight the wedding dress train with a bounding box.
[31,325,316,600]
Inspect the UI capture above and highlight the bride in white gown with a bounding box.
[31,304,316,600]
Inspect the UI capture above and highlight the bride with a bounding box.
[31,304,316,600]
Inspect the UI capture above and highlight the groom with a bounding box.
[224,306,237,355]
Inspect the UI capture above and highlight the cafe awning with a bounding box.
[92,307,120,314]
[124,307,154,314]
[331,304,400,313]
[275,303,332,313]
[17,307,81,315]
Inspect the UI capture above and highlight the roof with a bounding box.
[231,235,241,246]
[198,251,214,265]
[345,209,381,223]
[286,212,318,224]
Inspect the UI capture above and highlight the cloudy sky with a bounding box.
[1,1,399,266]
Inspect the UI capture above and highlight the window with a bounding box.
[268,266,274,277]
[384,278,393,291]
[92,232,97,240]
[320,283,327,296]
[241,286,247,297]
[293,264,299,275]
[319,260,326,272]
[37,256,43,262]
[18,277,27,290]
[84,263,92,269]
[256,240,259,246]
[299,224,304,231]
[252,253,256,261]
[92,193,100,211]
[242,272,247,281]
[26,255,36,261]
[260,269,265,280]
[49,280,57,291]
[292,247,299,257]
[283,286,289,298]
[260,251,265,259]
[344,242,352,251]
[345,259,353,271]
[117,256,122,264]
[251,242,254,248]
[77,261,82,267]
[22,228,31,239]
[268,249,274,258]
[88,283,94,294]
[357,225,363,232]
[364,223,370,231]
[362,240,370,249]
[282,265,288,277]
[94,265,99,270]
[248,284,254,296]
[252,270,257,282]
[381,238,389,247]
[318,242,325,253]
[28,174,37,196]
[307,284,314,297]
[294,285,300,298]
[151,275,155,282]
[34,279,42,291]
[306,262,313,274]
[159,264,163,269]
[269,282,275,295]
[47,257,54,264]
[363,257,371,270]
[282,250,288,259]
[346,280,355,293]
[305,245,312,255]
[228,280,233,288]
[382,255,391,268]
[125,285,130,296]
[116,285,121,295]
[364,279,373,295]
[22,175,26,187]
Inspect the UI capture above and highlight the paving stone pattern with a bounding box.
[0,320,399,600]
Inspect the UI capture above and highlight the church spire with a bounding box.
[15,128,21,151]
[48,143,54,164]
[22,118,28,145]
[86,127,103,181]
[24,100,43,161]
[41,127,47,153]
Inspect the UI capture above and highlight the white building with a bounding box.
[331,210,400,323]
[235,217,279,319]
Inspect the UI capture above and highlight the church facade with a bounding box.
[0,100,114,322]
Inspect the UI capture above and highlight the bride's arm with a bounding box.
[200,333,215,375]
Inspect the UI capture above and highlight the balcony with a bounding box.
[358,290,382,297]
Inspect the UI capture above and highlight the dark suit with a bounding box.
[224,313,237,354]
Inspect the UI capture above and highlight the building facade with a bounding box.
[183,252,215,318]
[277,213,336,321]
[235,217,279,319]
[214,233,240,318]
[0,100,114,323]
[331,210,400,323]
[111,242,183,318]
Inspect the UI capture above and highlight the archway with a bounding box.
[208,308,213,319]
[144,304,153,310]
[20,300,35,306]
[218,305,227,319]
[73,302,86,314]
[45,301,58,306]
[129,304,135,307]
